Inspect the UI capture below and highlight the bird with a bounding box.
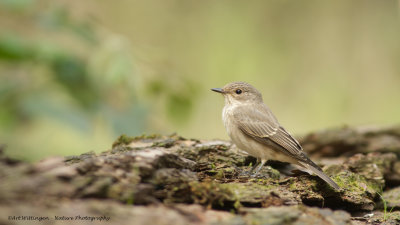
[211,81,340,190]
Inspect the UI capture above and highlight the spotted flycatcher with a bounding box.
[212,81,340,190]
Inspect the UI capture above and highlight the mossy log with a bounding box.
[1,125,400,225]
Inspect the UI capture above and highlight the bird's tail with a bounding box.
[299,162,340,190]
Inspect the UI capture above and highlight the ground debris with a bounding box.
[301,125,400,158]
[1,127,400,225]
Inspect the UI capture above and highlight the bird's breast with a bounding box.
[222,105,261,156]
[222,105,235,137]
[221,104,292,162]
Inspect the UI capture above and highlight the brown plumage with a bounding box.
[212,82,340,190]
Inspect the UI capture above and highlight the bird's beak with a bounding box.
[211,88,225,94]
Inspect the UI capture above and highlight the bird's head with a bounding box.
[211,82,263,105]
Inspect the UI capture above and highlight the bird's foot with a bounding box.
[238,159,267,178]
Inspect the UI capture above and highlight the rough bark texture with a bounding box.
[1,125,400,225]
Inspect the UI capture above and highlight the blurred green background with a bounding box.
[1,0,400,161]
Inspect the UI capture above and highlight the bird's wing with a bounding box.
[233,104,320,168]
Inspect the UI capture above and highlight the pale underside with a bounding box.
[222,102,319,169]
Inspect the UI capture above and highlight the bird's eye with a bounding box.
[235,89,242,94]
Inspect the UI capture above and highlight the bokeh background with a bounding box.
[1,0,400,161]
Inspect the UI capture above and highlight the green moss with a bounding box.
[112,134,135,147]
[286,177,320,194]
[220,182,277,203]
[141,133,161,139]
[189,181,236,208]
[152,139,175,148]
[112,134,161,147]
[214,170,225,179]
[333,171,381,194]
[268,167,281,180]
[288,180,297,191]
[233,200,242,209]
[187,180,276,209]
[126,196,134,205]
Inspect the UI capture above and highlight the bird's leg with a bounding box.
[249,158,261,173]
[239,158,260,176]
[250,159,267,177]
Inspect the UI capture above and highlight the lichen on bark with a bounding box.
[1,125,400,225]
